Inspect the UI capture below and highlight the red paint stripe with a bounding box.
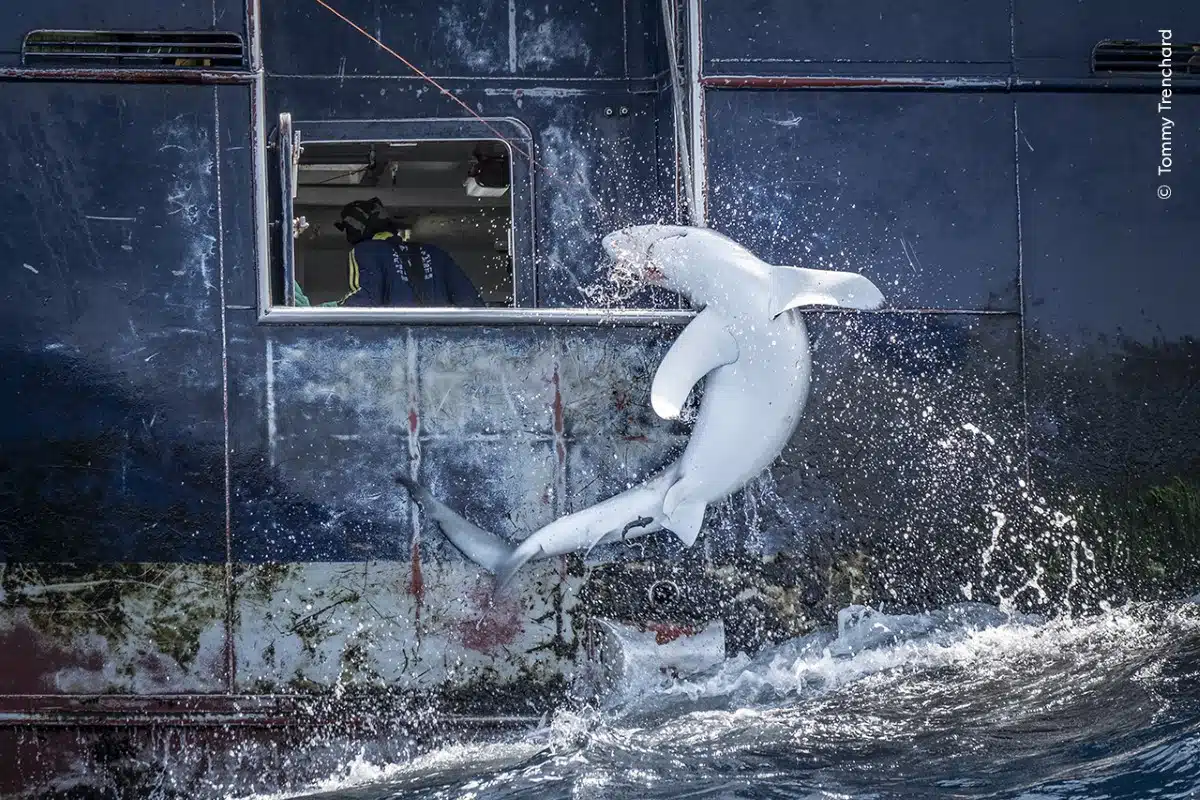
[645,622,701,646]
[552,368,566,463]
[409,540,425,605]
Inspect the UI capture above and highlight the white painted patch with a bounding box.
[483,86,589,98]
[770,115,805,127]
[438,6,498,70]
[21,263,38,274]
[155,116,216,293]
[519,19,591,70]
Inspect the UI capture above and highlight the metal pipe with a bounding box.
[701,75,1010,90]
[700,74,1200,93]
[295,185,509,209]
[686,0,706,225]
[246,0,263,73]
[660,0,694,224]
[257,306,1012,326]
[278,114,297,307]
[260,305,696,326]
[250,0,272,320]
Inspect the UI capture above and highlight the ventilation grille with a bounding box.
[23,30,245,69]
[1092,39,1200,76]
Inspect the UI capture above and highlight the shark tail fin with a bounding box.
[495,538,545,591]
[396,474,515,574]
[769,265,885,317]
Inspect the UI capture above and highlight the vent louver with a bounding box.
[23,30,245,69]
[1092,39,1200,76]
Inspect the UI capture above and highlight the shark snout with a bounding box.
[602,225,691,287]
[600,230,639,261]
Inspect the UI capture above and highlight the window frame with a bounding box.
[261,114,538,323]
[257,113,694,327]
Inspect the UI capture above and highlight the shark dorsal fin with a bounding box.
[769,265,885,318]
[651,307,739,420]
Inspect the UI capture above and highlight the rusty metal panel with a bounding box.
[223,321,691,696]
[227,325,684,563]
[0,564,228,693]
[221,309,1023,677]
[233,561,582,705]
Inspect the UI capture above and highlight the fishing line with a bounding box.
[314,0,638,300]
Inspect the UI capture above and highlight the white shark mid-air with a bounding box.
[397,225,884,587]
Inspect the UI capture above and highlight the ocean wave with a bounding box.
[262,599,1200,800]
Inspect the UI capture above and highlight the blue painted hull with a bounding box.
[0,0,1197,793]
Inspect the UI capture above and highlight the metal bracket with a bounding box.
[289,129,303,200]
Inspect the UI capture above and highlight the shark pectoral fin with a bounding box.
[769,265,885,317]
[663,500,707,547]
[651,308,739,420]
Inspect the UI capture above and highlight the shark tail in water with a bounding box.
[396,463,680,589]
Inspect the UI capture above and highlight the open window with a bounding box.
[266,115,535,319]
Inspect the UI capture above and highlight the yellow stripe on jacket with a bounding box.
[338,232,394,304]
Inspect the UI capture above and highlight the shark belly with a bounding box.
[673,315,811,504]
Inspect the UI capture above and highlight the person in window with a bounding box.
[333,198,483,307]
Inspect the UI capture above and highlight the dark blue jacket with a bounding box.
[341,233,483,307]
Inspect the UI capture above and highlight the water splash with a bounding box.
[250,599,1200,800]
[578,255,648,307]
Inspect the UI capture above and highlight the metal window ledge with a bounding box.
[259,306,697,326]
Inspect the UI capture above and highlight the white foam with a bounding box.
[236,601,1200,799]
[229,739,547,800]
[621,602,1199,710]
